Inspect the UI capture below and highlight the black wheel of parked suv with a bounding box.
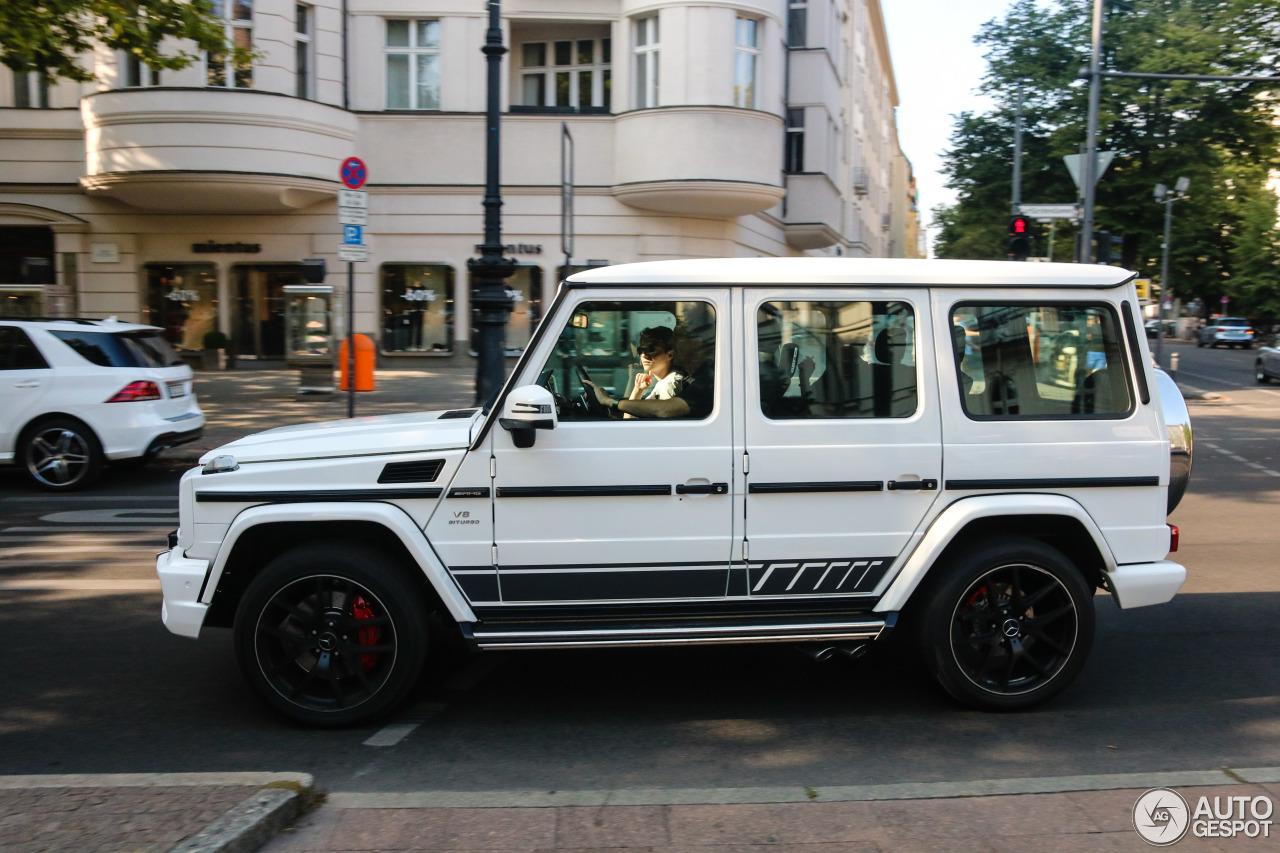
[19,417,103,491]
[918,537,1094,711]
[233,542,429,727]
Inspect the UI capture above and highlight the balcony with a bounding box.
[612,106,784,217]
[782,172,843,250]
[80,88,356,213]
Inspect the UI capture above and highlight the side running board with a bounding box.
[466,614,895,650]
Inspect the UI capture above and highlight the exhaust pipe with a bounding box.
[796,643,869,662]
[798,645,839,662]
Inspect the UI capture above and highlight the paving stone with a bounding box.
[667,801,881,846]
[867,793,1098,840]
[554,805,670,848]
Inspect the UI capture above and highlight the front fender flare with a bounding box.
[202,501,477,623]
[873,493,1118,613]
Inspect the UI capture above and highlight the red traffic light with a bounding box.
[1010,216,1028,235]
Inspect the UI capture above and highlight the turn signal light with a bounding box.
[1168,523,1179,553]
[106,381,162,402]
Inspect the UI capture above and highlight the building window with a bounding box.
[519,38,611,111]
[12,73,49,108]
[469,265,542,356]
[295,4,313,99]
[734,17,759,109]
[121,54,160,88]
[633,15,659,109]
[785,108,804,172]
[207,0,253,88]
[788,1,807,48]
[381,264,454,354]
[385,19,440,110]
[142,264,219,353]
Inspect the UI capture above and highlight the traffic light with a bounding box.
[1007,216,1031,261]
[1093,231,1122,265]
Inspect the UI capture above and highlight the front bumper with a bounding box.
[1106,560,1186,609]
[156,545,210,638]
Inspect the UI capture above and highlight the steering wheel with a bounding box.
[537,369,570,417]
[574,363,608,417]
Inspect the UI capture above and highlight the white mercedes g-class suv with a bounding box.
[157,259,1192,726]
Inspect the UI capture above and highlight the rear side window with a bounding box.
[0,326,50,370]
[49,330,184,368]
[951,303,1132,419]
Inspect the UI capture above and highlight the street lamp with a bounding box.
[1153,176,1189,367]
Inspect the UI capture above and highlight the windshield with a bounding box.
[1219,318,1250,327]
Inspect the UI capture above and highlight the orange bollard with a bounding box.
[338,334,376,391]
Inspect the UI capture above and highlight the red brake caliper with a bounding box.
[352,594,380,670]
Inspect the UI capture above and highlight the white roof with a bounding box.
[566,258,1136,289]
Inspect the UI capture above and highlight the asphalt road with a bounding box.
[1,342,1276,797]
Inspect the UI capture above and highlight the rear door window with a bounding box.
[951,303,1133,418]
[50,330,184,368]
[0,326,50,370]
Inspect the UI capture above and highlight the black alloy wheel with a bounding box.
[21,418,103,491]
[234,542,428,726]
[919,537,1094,710]
[1257,363,1270,385]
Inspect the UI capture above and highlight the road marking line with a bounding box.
[1200,441,1280,478]
[363,702,447,747]
[0,579,160,591]
[324,766,1280,808]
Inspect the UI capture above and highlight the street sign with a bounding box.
[1221,296,1229,306]
[338,190,367,208]
[340,157,368,190]
[338,245,369,262]
[338,207,368,226]
[1018,203,1080,220]
[1135,279,1151,300]
[342,225,363,245]
[1063,152,1115,190]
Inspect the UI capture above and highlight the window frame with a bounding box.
[784,107,805,173]
[120,53,161,88]
[787,1,807,48]
[205,0,254,89]
[632,15,660,109]
[384,18,441,110]
[734,16,760,109]
[12,72,50,108]
[295,3,314,99]
[949,300,1136,422]
[517,37,612,112]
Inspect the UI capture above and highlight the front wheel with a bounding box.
[918,537,1094,711]
[233,542,429,726]
[1257,363,1271,384]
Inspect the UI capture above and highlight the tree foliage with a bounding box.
[934,0,1280,318]
[0,0,246,84]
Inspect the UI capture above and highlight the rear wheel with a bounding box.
[233,541,429,726]
[1257,362,1270,384]
[19,418,103,491]
[918,537,1094,710]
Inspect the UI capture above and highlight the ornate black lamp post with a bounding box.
[468,0,516,407]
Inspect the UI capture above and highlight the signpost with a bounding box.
[1018,203,1081,221]
[338,157,367,417]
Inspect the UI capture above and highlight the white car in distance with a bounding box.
[1,318,205,490]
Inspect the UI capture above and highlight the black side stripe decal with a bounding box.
[497,485,672,498]
[749,481,883,494]
[196,488,443,503]
[945,477,1158,490]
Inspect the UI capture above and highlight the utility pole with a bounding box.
[1011,84,1023,216]
[1079,0,1104,262]
[1154,178,1189,368]
[468,0,516,408]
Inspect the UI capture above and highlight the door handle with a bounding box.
[887,479,938,491]
[14,381,40,389]
[676,483,729,495]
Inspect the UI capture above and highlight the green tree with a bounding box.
[0,0,248,84]
[934,0,1280,317]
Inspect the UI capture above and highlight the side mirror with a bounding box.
[499,385,558,448]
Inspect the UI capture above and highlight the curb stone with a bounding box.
[170,787,303,853]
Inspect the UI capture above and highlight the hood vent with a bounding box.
[378,459,445,484]
[439,409,479,420]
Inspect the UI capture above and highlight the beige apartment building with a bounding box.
[0,0,912,366]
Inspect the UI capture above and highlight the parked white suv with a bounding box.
[1197,316,1255,348]
[1,318,205,490]
[157,259,1192,725]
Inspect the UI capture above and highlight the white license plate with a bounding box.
[167,380,188,398]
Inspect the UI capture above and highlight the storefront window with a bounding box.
[381,264,454,354]
[143,264,218,352]
[470,265,542,356]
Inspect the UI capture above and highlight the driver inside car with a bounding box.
[584,326,695,419]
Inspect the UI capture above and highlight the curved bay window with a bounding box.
[143,264,218,352]
[470,265,542,356]
[381,264,454,354]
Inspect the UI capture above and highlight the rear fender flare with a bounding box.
[203,501,476,623]
[873,493,1118,613]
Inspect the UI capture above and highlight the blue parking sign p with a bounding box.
[343,225,363,245]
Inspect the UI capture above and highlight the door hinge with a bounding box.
[491,544,498,565]
[742,539,749,561]
[742,453,749,475]
[489,456,496,478]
